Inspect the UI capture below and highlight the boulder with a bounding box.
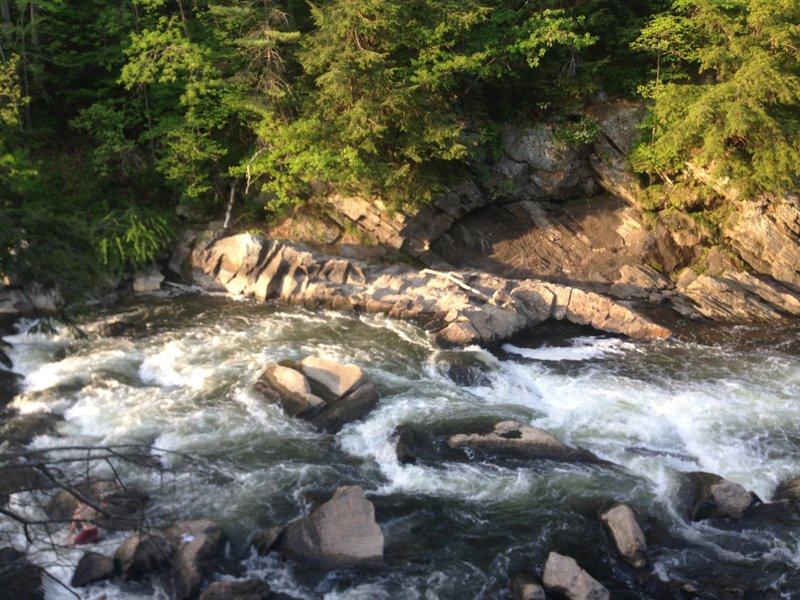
[133,266,165,293]
[254,364,324,417]
[45,480,148,531]
[0,367,21,405]
[392,425,419,465]
[600,503,647,568]
[299,356,367,401]
[309,379,379,433]
[166,520,227,600]
[511,572,546,600]
[447,420,595,462]
[114,531,175,580]
[0,463,50,498]
[681,472,759,521]
[542,552,610,600]
[281,485,384,570]
[199,579,271,600]
[774,477,800,502]
[251,526,283,556]
[0,548,43,600]
[71,552,115,587]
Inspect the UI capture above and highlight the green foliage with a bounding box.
[632,0,800,196]
[95,205,176,275]
[554,116,601,146]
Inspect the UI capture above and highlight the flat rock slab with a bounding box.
[447,420,595,461]
[600,503,647,568]
[281,485,384,570]
[543,552,609,600]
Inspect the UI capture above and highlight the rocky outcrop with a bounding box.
[253,356,379,432]
[600,503,647,569]
[199,579,271,600]
[280,485,384,570]
[681,472,760,521]
[542,552,610,600]
[447,420,596,462]
[71,552,115,587]
[188,233,671,345]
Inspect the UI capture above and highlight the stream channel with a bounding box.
[2,290,800,599]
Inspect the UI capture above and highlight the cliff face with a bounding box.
[319,101,800,328]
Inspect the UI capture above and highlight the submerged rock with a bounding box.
[199,579,271,600]
[510,572,546,600]
[681,472,760,521]
[392,425,419,465]
[447,420,596,462]
[71,552,115,587]
[0,412,62,448]
[542,552,609,600]
[280,485,384,570]
[600,503,647,569]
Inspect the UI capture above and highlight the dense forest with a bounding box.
[1,0,798,301]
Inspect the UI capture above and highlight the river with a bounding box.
[2,291,799,599]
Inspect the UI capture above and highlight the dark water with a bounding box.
[2,292,799,599]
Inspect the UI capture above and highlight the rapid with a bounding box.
[2,290,799,599]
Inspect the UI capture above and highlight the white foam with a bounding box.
[502,336,630,362]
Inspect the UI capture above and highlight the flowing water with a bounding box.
[2,291,800,599]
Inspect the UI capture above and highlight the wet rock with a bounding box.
[199,579,271,600]
[600,503,647,569]
[774,477,800,502]
[71,552,115,587]
[0,548,44,600]
[251,526,283,556]
[511,571,546,600]
[281,485,384,570]
[133,266,165,293]
[309,379,379,433]
[447,420,596,462]
[681,472,760,521]
[166,520,227,600]
[45,480,148,531]
[254,364,324,417]
[435,351,492,387]
[114,531,175,580]
[0,412,62,447]
[0,367,21,405]
[0,463,50,497]
[542,552,609,600]
[299,356,367,401]
[392,425,419,465]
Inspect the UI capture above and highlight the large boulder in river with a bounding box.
[511,572,546,600]
[254,356,379,432]
[115,531,175,580]
[165,520,227,600]
[542,552,610,600]
[681,472,760,521]
[600,503,647,569]
[280,485,384,570]
[254,364,324,417]
[447,420,596,462]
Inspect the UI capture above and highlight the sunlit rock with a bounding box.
[600,503,647,568]
[280,485,384,570]
[542,552,609,600]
